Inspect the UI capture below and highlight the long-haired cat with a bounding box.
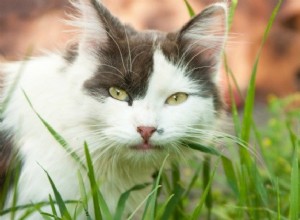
[0,0,227,218]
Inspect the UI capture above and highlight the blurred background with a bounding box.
[0,0,300,108]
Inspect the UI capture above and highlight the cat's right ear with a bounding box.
[72,0,124,53]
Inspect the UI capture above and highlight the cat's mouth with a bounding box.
[130,141,160,151]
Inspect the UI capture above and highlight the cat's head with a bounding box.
[69,0,227,164]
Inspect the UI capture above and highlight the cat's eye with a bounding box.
[166,92,188,105]
[109,87,129,102]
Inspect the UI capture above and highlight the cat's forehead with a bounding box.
[83,30,221,109]
[84,31,180,97]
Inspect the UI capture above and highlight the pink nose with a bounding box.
[137,126,157,142]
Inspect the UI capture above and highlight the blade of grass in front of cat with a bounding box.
[159,181,184,220]
[127,185,161,220]
[77,171,92,220]
[18,206,41,220]
[84,143,102,220]
[0,201,78,217]
[43,168,72,220]
[170,163,184,219]
[221,156,239,196]
[34,203,52,220]
[22,90,86,170]
[185,142,221,156]
[10,160,21,220]
[156,194,174,219]
[84,142,113,220]
[0,47,33,115]
[114,183,150,220]
[191,159,219,220]
[48,194,59,220]
[142,154,169,220]
[203,156,213,219]
[182,163,202,198]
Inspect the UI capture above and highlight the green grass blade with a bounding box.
[182,163,202,198]
[276,178,281,220]
[84,142,112,220]
[156,194,174,219]
[43,169,72,220]
[22,90,86,170]
[18,208,40,220]
[77,171,92,220]
[228,0,238,28]
[223,54,242,136]
[34,204,52,220]
[84,143,102,220]
[183,0,195,17]
[0,201,78,217]
[241,0,282,145]
[251,163,269,206]
[142,154,169,220]
[203,156,212,219]
[221,156,239,196]
[191,159,219,220]
[48,194,59,220]
[127,185,161,220]
[39,213,58,220]
[0,48,33,115]
[289,152,299,220]
[159,182,184,220]
[184,143,221,156]
[10,160,21,220]
[114,183,150,220]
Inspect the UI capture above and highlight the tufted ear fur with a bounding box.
[178,3,228,80]
[72,0,131,54]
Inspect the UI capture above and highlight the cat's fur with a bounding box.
[0,0,227,218]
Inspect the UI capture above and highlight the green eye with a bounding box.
[109,87,129,102]
[166,92,188,105]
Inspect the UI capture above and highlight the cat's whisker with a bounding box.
[184,65,217,76]
[181,129,261,162]
[123,25,132,73]
[105,31,127,73]
[92,144,116,165]
[98,64,124,75]
[131,51,146,67]
[184,46,219,71]
[99,71,125,81]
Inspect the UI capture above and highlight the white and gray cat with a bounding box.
[0,0,227,218]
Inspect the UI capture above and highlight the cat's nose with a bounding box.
[137,126,157,142]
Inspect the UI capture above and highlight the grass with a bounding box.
[1,0,299,219]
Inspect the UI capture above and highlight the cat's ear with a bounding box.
[178,3,228,77]
[73,0,125,53]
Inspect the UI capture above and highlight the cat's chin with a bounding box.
[130,142,161,151]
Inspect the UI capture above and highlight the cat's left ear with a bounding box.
[178,3,228,79]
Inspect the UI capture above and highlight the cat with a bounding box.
[0,0,227,218]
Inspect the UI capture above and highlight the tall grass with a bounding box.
[1,0,299,219]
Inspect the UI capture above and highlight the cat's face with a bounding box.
[71,0,227,162]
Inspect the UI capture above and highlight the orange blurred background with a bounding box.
[0,0,300,107]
